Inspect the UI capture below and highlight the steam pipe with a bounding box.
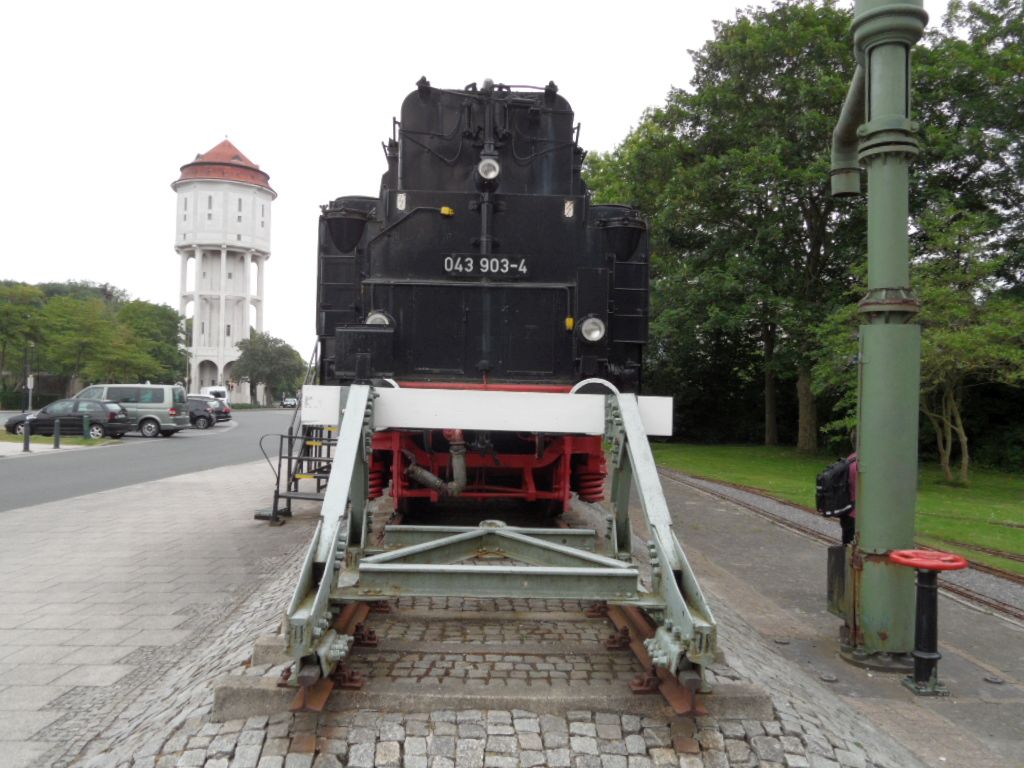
[830,65,865,198]
[403,429,467,497]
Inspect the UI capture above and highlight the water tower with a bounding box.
[172,140,276,402]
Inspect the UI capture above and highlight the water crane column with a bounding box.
[830,0,928,659]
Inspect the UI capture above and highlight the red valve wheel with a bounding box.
[889,549,969,571]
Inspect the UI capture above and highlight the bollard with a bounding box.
[889,549,969,695]
[53,418,61,449]
[22,419,31,453]
[83,414,91,439]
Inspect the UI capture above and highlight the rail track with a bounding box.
[659,469,1024,624]
[274,495,711,717]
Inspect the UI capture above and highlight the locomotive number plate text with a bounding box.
[443,255,528,277]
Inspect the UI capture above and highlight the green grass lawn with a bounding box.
[652,443,1024,576]
[0,432,118,447]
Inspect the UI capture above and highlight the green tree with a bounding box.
[36,280,130,305]
[815,211,1024,483]
[39,296,159,393]
[914,0,1024,284]
[117,300,185,383]
[586,0,862,450]
[915,211,1024,484]
[910,0,1024,481]
[0,282,45,392]
[232,332,306,404]
[815,0,1024,479]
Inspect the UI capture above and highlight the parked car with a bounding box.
[186,396,216,430]
[187,393,232,422]
[74,384,190,437]
[281,397,298,408]
[4,399,131,439]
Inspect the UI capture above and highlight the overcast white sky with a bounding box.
[0,0,946,357]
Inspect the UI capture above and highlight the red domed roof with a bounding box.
[173,139,276,196]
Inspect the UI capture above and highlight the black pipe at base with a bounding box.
[902,568,950,696]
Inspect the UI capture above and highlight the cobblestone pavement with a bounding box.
[127,596,926,768]
[3,461,1018,768]
[129,590,924,768]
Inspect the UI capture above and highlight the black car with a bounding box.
[4,398,131,439]
[186,397,216,430]
[188,393,231,423]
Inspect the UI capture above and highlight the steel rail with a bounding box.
[658,470,1024,624]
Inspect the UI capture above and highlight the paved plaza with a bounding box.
[0,454,1020,768]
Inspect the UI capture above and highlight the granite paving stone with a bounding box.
[231,744,263,768]
[376,740,402,768]
[347,742,376,768]
[569,736,599,755]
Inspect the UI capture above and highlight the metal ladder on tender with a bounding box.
[282,384,717,706]
[257,425,337,524]
[258,346,335,524]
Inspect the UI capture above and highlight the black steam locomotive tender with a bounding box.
[316,77,649,394]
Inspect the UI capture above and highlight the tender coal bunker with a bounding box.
[324,196,376,253]
[591,204,646,261]
[315,80,650,392]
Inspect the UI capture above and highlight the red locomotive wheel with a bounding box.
[889,549,969,571]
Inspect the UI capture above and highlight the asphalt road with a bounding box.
[0,408,299,513]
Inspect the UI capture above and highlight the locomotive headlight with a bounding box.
[579,316,606,342]
[477,157,501,181]
[365,311,392,326]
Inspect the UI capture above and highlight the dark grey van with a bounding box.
[75,384,190,437]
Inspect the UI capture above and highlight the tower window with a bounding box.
[261,205,265,216]
[208,196,213,210]
[226,324,231,337]
[261,221,264,228]
[237,234,242,241]
[183,214,187,221]
[183,199,188,211]
[238,199,243,212]
[201,321,205,334]
[237,215,242,222]
[207,213,212,220]
[227,272,232,279]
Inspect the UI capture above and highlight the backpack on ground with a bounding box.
[816,457,853,517]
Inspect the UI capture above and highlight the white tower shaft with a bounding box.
[171,141,276,403]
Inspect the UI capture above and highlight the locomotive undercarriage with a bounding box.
[371,430,606,516]
[283,383,717,711]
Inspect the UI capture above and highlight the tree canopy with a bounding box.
[0,280,186,401]
[587,0,861,450]
[232,332,306,403]
[585,0,1024,476]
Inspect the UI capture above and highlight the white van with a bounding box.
[201,385,229,404]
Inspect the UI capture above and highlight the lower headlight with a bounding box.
[580,316,606,342]
[478,157,501,181]
[366,311,392,326]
